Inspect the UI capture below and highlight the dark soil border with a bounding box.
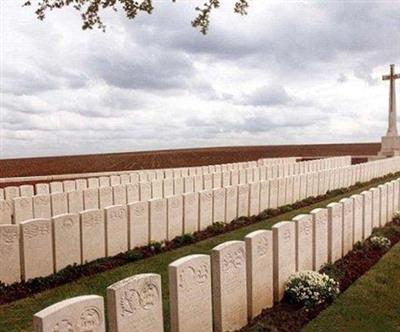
[240,219,400,332]
[1,172,399,305]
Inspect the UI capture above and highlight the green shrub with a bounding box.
[206,222,226,234]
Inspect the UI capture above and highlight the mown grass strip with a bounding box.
[303,241,400,332]
[0,174,399,332]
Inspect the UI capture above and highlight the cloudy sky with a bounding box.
[1,0,400,158]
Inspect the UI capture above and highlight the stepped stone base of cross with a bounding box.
[378,136,400,157]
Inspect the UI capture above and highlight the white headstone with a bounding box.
[127,183,140,203]
[107,274,163,332]
[33,195,51,219]
[99,186,113,209]
[83,188,99,210]
[128,201,149,249]
[237,184,250,217]
[184,176,194,193]
[272,221,296,302]
[120,174,130,185]
[259,181,270,212]
[76,179,88,191]
[36,183,50,195]
[351,194,363,243]
[213,172,222,189]
[285,177,294,204]
[340,198,353,256]
[361,191,373,239]
[110,175,121,186]
[80,209,106,263]
[149,198,167,242]
[167,196,183,240]
[63,180,76,193]
[5,186,19,200]
[20,185,34,197]
[105,205,128,256]
[174,177,184,196]
[51,192,68,216]
[194,175,203,192]
[14,196,33,224]
[140,182,152,201]
[222,171,231,187]
[203,174,213,190]
[199,190,213,229]
[277,178,286,207]
[379,184,388,226]
[213,188,226,223]
[34,295,105,332]
[292,214,313,271]
[211,241,247,332]
[310,208,329,270]
[225,186,238,222]
[0,225,21,284]
[68,190,84,214]
[231,170,239,186]
[249,182,260,216]
[183,192,199,234]
[20,218,53,280]
[245,230,273,319]
[169,255,212,332]
[52,213,80,272]
[371,187,380,229]
[88,178,100,188]
[99,176,110,187]
[327,202,343,263]
[387,182,394,221]
[113,185,127,205]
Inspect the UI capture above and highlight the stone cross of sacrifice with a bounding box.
[383,64,400,136]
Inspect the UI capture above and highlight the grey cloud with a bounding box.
[354,64,378,86]
[87,48,194,91]
[337,73,348,83]
[239,84,292,107]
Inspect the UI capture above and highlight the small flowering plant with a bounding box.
[284,271,339,310]
[369,236,391,250]
[393,210,400,224]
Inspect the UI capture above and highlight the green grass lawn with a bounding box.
[0,176,398,332]
[303,241,400,332]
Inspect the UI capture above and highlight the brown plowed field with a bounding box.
[0,143,380,181]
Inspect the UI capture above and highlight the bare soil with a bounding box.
[0,143,379,183]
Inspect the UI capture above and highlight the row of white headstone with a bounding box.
[31,176,400,332]
[0,156,351,200]
[0,157,358,224]
[0,157,399,285]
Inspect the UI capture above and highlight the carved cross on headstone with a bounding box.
[382,64,400,136]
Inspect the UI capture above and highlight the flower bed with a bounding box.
[240,220,400,332]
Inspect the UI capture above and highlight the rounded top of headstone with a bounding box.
[169,254,209,268]
[310,208,326,214]
[212,240,244,252]
[327,202,340,208]
[34,295,103,319]
[244,229,270,240]
[272,221,293,229]
[292,214,312,222]
[107,273,160,291]
[20,218,50,225]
